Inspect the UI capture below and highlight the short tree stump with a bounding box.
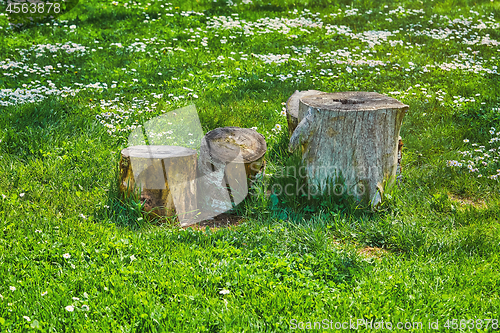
[197,127,266,217]
[119,145,198,225]
[289,91,408,207]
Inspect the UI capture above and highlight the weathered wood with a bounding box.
[289,91,408,207]
[397,136,403,178]
[286,90,322,137]
[119,145,198,225]
[197,127,266,217]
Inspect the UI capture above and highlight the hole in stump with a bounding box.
[332,99,365,105]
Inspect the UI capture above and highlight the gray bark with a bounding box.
[286,90,322,137]
[288,91,408,208]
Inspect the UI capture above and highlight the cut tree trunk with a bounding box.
[288,91,408,207]
[286,90,322,137]
[119,145,199,226]
[397,136,403,178]
[197,127,267,218]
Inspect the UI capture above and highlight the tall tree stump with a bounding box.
[288,91,408,207]
[119,145,199,226]
[197,127,266,218]
[286,90,322,137]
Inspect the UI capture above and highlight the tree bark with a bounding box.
[119,145,198,226]
[197,127,266,218]
[288,91,408,207]
[397,136,403,178]
[286,90,322,137]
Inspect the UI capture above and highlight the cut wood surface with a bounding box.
[119,145,198,226]
[198,127,267,217]
[289,91,408,207]
[286,90,322,137]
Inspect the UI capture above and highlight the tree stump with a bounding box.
[397,136,403,179]
[119,145,199,226]
[286,90,322,137]
[197,127,267,218]
[288,91,408,207]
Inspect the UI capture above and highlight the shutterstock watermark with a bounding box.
[125,105,249,225]
[2,0,80,27]
[248,163,385,200]
[290,318,433,330]
[290,318,500,330]
[258,179,367,200]
[124,105,392,224]
[258,164,384,181]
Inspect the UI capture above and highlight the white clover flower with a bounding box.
[65,305,74,312]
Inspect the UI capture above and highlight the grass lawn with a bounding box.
[0,0,500,331]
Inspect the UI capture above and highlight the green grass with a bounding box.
[1,0,500,331]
